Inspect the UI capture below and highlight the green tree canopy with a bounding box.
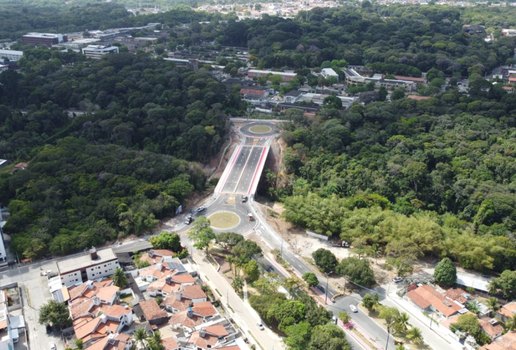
[149,231,182,252]
[337,257,376,288]
[39,300,71,330]
[434,257,457,288]
[312,248,338,274]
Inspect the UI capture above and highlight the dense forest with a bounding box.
[0,49,242,259]
[226,6,516,74]
[275,87,516,275]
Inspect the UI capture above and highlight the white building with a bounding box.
[81,45,119,60]
[57,248,120,287]
[502,28,516,37]
[321,68,339,80]
[0,50,23,63]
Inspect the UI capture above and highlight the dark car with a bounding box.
[184,215,193,225]
[241,195,248,203]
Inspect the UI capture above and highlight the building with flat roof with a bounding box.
[247,69,297,82]
[57,248,120,287]
[81,45,119,59]
[0,49,23,63]
[21,33,66,47]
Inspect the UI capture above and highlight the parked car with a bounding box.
[184,215,193,225]
[349,304,358,313]
[49,343,57,350]
[393,276,403,283]
[241,195,248,203]
[257,322,265,330]
[195,206,206,214]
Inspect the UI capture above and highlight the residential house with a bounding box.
[163,285,208,313]
[497,301,516,323]
[0,290,25,348]
[480,331,516,350]
[138,299,169,326]
[407,285,465,318]
[283,90,302,104]
[479,318,504,341]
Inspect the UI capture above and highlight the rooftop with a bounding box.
[57,248,117,274]
[480,331,516,350]
[139,299,168,321]
[407,284,463,318]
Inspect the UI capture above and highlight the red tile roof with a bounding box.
[189,330,219,349]
[407,285,462,318]
[169,310,203,329]
[205,324,228,337]
[479,318,503,339]
[191,302,217,318]
[97,304,130,319]
[480,331,516,350]
[162,336,178,350]
[444,288,468,304]
[499,302,516,319]
[75,316,102,340]
[151,249,175,257]
[85,336,109,350]
[182,285,207,300]
[170,274,195,284]
[139,299,168,321]
[96,286,119,303]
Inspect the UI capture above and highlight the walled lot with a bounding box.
[1,260,64,349]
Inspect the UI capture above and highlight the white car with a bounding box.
[350,304,358,313]
[257,322,265,330]
[49,343,57,350]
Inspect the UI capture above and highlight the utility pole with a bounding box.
[385,325,390,350]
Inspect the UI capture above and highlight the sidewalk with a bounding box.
[191,249,285,350]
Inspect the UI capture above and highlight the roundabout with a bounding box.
[240,122,277,137]
[208,210,241,230]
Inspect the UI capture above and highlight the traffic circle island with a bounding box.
[208,210,241,230]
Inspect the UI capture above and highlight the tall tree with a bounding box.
[39,300,71,330]
[188,217,216,252]
[112,267,128,289]
[434,257,457,288]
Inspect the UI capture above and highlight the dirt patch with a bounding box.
[208,211,241,229]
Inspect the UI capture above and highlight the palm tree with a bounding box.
[394,312,410,336]
[133,327,148,349]
[147,331,164,350]
[406,327,424,345]
[505,315,516,332]
[113,267,128,288]
[486,297,499,315]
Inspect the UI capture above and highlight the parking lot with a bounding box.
[1,260,65,350]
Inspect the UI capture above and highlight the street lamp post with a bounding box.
[385,325,391,350]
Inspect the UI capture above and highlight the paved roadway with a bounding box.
[1,260,63,350]
[250,201,394,350]
[220,145,267,195]
[330,295,393,349]
[181,235,285,350]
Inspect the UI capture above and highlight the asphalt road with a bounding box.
[220,145,266,195]
[330,295,394,349]
[251,204,393,350]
